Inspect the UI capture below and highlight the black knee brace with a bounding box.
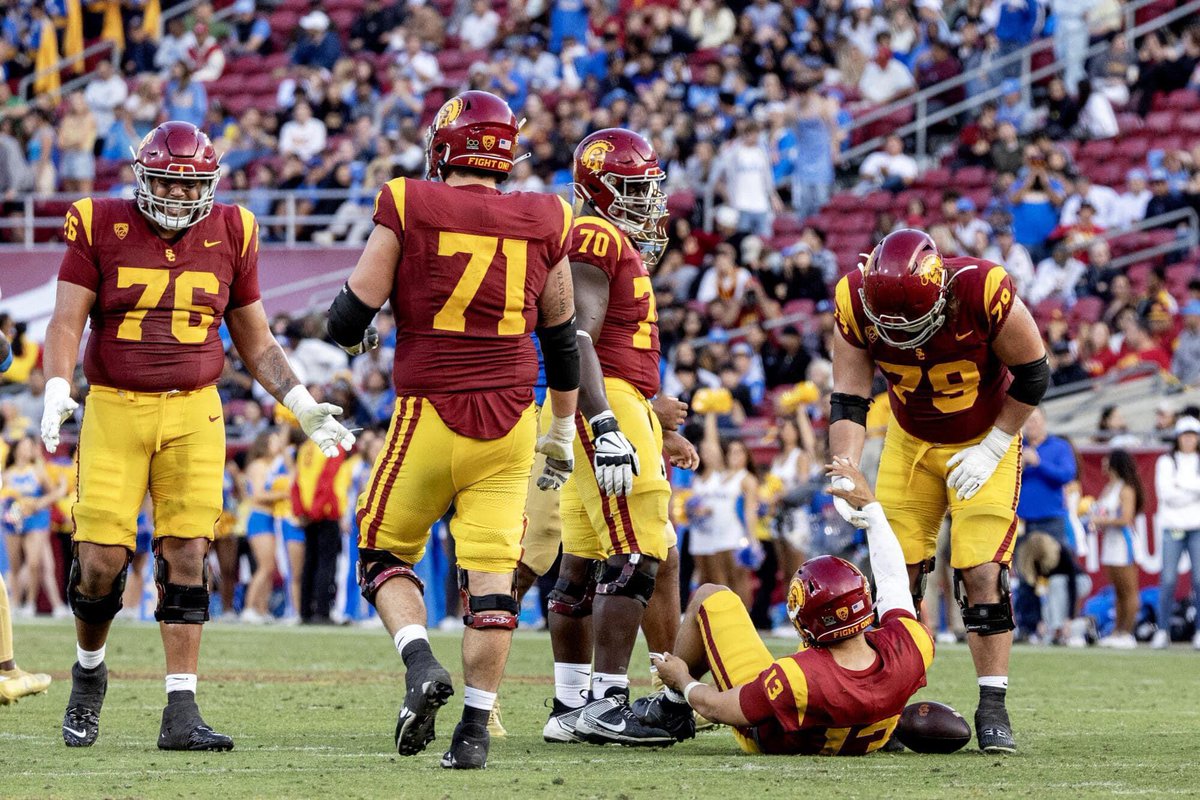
[595,553,658,608]
[911,557,936,609]
[458,569,519,630]
[547,560,600,618]
[67,548,130,625]
[954,565,1015,636]
[153,541,210,624]
[357,548,424,606]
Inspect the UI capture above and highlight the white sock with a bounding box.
[591,672,628,699]
[463,685,497,712]
[978,676,1009,690]
[77,644,105,670]
[554,662,591,708]
[165,673,197,695]
[393,624,428,656]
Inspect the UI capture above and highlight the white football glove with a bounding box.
[336,325,379,357]
[946,427,1014,501]
[40,377,78,452]
[590,412,639,497]
[831,475,871,528]
[284,385,356,458]
[535,414,576,491]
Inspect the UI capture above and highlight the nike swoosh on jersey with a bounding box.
[956,332,972,341]
[203,240,222,247]
[208,415,221,422]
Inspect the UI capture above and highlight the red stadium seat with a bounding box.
[1116,112,1142,134]
[1070,296,1104,325]
[1080,139,1116,161]
[782,299,816,319]
[666,191,695,218]
[915,167,951,188]
[1163,89,1200,111]
[862,192,895,213]
[1144,111,1177,132]
[773,215,805,236]
[953,165,989,188]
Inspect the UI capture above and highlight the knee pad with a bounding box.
[153,541,210,625]
[357,548,424,606]
[911,557,936,609]
[954,565,1015,636]
[458,569,519,630]
[67,549,130,625]
[547,560,600,618]
[596,553,658,608]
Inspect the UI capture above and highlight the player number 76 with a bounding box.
[116,267,219,344]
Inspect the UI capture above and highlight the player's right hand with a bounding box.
[40,377,78,452]
[590,412,639,497]
[337,325,379,357]
[828,457,871,529]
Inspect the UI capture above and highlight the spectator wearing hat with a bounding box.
[1152,414,1200,649]
[1115,169,1152,227]
[1145,169,1185,224]
[983,224,1035,293]
[229,0,272,56]
[996,77,1033,133]
[1048,339,1089,386]
[859,39,916,105]
[293,11,341,70]
[1029,244,1086,306]
[761,243,829,304]
[763,326,811,388]
[1172,301,1200,385]
[730,341,766,407]
[952,196,991,255]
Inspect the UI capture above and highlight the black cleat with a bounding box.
[62,662,107,747]
[158,695,234,751]
[880,734,906,752]
[574,692,676,747]
[542,698,585,743]
[975,698,1017,754]
[394,661,454,756]
[632,692,696,742]
[440,721,490,769]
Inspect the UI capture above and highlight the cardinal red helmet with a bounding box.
[132,121,221,231]
[572,128,668,265]
[425,90,520,181]
[786,556,874,645]
[859,228,949,350]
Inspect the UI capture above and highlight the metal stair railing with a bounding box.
[840,0,1200,165]
[1062,207,1200,270]
[18,0,237,101]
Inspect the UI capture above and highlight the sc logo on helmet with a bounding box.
[436,97,465,129]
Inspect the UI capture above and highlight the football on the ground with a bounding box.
[894,701,972,754]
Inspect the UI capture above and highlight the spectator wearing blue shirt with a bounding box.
[1017,408,1077,541]
[163,62,208,128]
[995,78,1033,133]
[1008,147,1065,261]
[549,0,588,54]
[292,11,341,71]
[995,0,1043,79]
[229,0,272,56]
[791,87,837,220]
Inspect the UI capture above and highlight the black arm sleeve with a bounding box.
[326,283,379,349]
[829,392,872,427]
[1006,355,1050,406]
[537,315,581,392]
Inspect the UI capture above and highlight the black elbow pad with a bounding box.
[830,392,872,427]
[327,283,379,349]
[537,316,580,392]
[1007,355,1050,407]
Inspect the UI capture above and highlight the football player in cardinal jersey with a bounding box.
[828,229,1048,753]
[325,91,634,769]
[649,459,934,755]
[41,121,354,751]
[516,129,698,747]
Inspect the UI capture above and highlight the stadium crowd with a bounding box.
[1,0,1200,644]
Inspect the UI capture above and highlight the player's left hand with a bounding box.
[946,427,1014,501]
[650,652,691,692]
[591,412,639,497]
[535,414,576,491]
[336,325,379,357]
[284,386,356,457]
[663,430,699,470]
[826,457,876,508]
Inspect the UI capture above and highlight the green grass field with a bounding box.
[2,619,1199,799]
